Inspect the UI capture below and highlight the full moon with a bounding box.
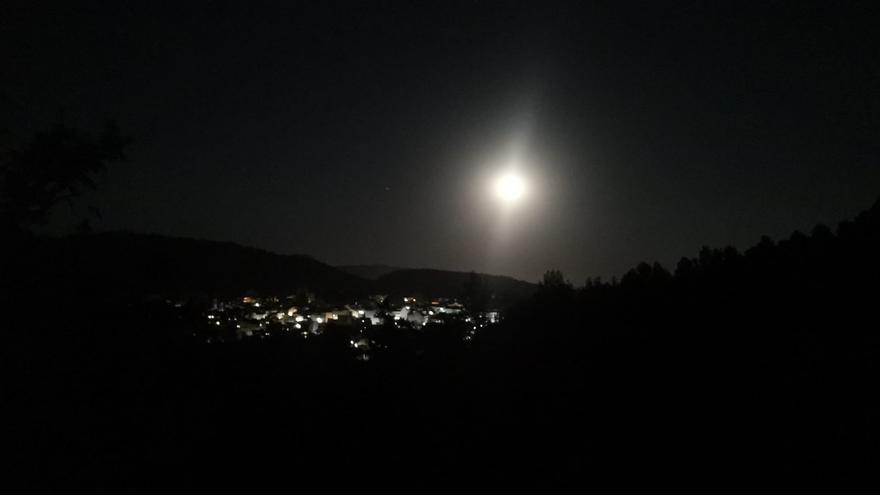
[493,173,527,204]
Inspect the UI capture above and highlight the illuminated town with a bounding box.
[191,294,501,359]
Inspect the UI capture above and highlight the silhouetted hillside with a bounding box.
[337,264,406,280]
[18,232,371,302]
[339,265,538,307]
[376,268,537,308]
[7,232,540,307]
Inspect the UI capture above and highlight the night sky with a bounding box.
[3,1,879,282]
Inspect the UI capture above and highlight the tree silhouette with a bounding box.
[620,262,671,290]
[0,121,129,235]
[541,269,569,289]
[462,271,490,312]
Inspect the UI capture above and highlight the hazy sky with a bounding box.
[3,1,879,282]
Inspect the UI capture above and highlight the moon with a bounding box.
[493,172,527,204]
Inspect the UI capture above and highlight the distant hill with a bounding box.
[340,265,539,307]
[24,232,371,301]
[13,232,538,307]
[375,268,538,308]
[337,264,406,280]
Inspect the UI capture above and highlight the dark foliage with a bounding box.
[0,122,129,235]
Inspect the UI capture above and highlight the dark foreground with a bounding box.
[7,296,877,491]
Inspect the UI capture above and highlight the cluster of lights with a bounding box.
[195,293,502,348]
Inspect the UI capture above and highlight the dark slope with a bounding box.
[23,232,372,300]
[337,264,406,280]
[376,268,537,307]
[12,232,538,306]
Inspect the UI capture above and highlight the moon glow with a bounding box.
[493,172,527,204]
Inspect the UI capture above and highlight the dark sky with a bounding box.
[3,1,879,282]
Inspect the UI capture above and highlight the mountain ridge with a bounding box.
[20,232,537,306]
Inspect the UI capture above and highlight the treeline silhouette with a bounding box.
[475,197,880,487]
